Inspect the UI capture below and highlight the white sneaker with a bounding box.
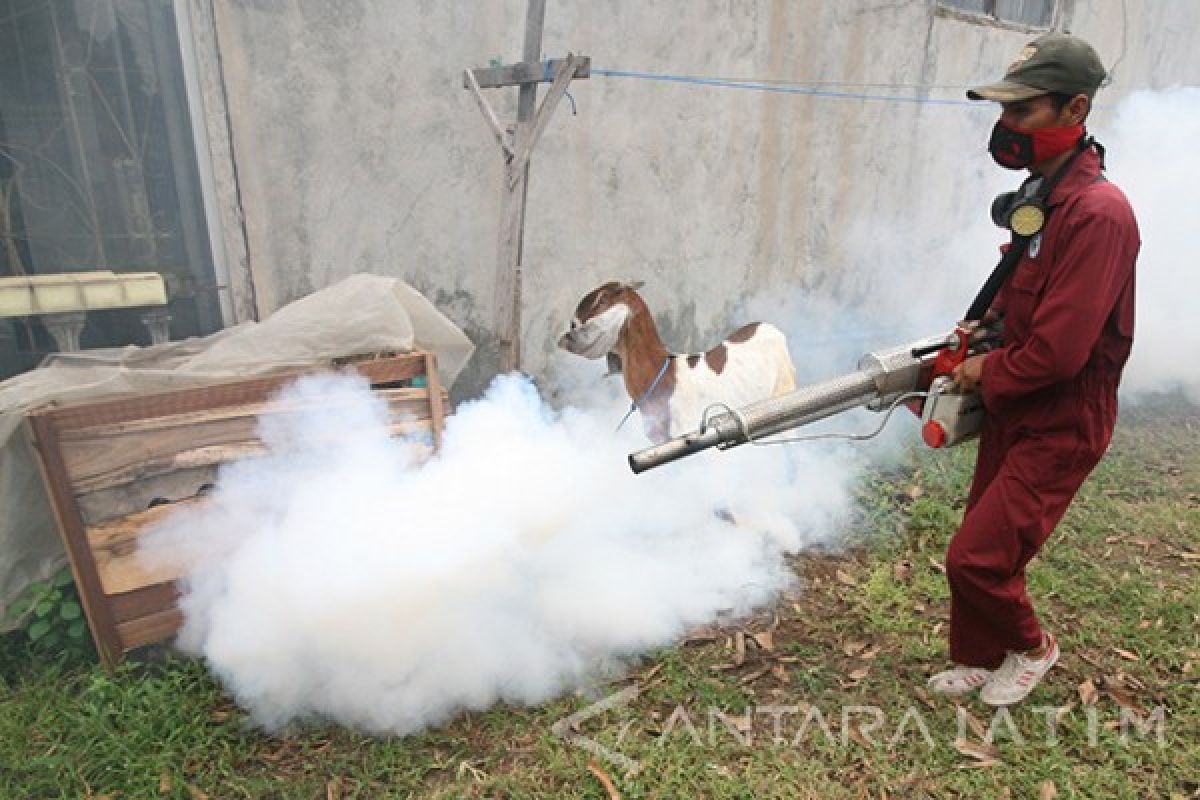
[928,666,993,696]
[980,633,1059,707]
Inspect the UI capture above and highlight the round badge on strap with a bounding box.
[1009,202,1046,237]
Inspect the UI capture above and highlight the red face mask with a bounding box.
[989,121,1084,170]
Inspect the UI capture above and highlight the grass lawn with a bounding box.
[2,396,1197,799]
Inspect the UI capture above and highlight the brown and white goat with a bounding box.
[558,281,797,443]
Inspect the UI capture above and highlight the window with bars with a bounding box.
[939,0,1058,28]
[0,0,221,376]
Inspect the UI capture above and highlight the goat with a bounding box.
[558,281,797,443]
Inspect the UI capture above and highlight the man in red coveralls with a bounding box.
[927,34,1139,706]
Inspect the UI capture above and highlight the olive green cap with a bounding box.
[968,33,1107,102]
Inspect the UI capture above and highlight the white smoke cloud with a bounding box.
[138,87,1197,739]
[1099,87,1200,401]
[141,371,854,734]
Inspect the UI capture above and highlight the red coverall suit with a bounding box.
[946,146,1140,669]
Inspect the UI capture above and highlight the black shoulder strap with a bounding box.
[964,233,1033,322]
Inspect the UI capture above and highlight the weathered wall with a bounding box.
[196,0,1200,395]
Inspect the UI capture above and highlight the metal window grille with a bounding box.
[0,0,220,373]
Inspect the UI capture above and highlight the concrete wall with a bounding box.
[192,0,1200,396]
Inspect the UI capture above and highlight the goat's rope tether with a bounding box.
[615,356,672,433]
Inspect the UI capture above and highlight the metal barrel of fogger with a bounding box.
[627,333,953,474]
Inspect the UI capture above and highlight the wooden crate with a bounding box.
[25,352,447,668]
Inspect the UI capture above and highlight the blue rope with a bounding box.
[616,356,672,433]
[591,67,985,108]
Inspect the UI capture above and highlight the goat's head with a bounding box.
[557,281,644,359]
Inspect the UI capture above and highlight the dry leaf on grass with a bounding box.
[846,724,875,750]
[928,557,946,574]
[912,686,936,710]
[457,761,487,782]
[734,632,747,667]
[640,662,664,683]
[1039,782,1058,800]
[738,664,774,686]
[587,761,623,800]
[1106,686,1147,715]
[159,771,172,795]
[843,640,867,657]
[1109,671,1137,688]
[848,666,871,682]
[1113,647,1141,662]
[1078,679,1100,706]
[952,737,1000,766]
[187,787,209,800]
[751,631,775,652]
[893,560,913,582]
[836,569,859,587]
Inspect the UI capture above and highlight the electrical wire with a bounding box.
[591,68,982,107]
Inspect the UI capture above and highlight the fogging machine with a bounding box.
[628,325,993,473]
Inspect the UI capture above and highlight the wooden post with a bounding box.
[464,1,589,373]
[499,0,546,373]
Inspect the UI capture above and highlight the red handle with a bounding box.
[931,325,972,379]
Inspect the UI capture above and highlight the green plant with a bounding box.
[8,568,93,660]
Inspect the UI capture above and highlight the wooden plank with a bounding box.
[463,56,590,90]
[78,466,219,526]
[68,416,435,495]
[108,581,178,624]
[30,353,428,430]
[58,387,438,440]
[507,54,586,189]
[89,500,203,596]
[464,68,514,160]
[116,607,184,652]
[424,353,445,451]
[494,184,524,372]
[59,392,443,494]
[26,416,123,669]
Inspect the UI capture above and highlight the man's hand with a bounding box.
[951,354,988,392]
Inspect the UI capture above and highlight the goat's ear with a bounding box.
[626,280,645,291]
